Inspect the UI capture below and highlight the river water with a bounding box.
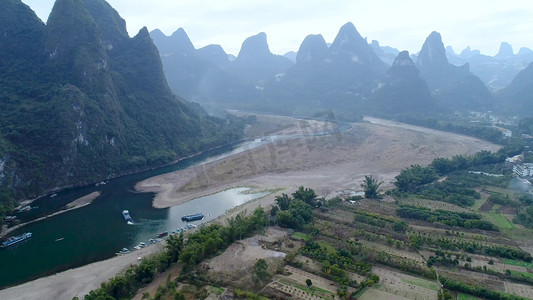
[0,139,270,288]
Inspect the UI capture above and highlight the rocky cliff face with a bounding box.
[0,0,242,200]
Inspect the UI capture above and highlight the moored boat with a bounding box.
[181,213,204,222]
[1,232,32,248]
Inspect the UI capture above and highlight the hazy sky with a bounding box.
[21,0,533,57]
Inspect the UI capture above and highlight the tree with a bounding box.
[275,193,291,211]
[165,233,184,263]
[292,186,317,205]
[361,175,383,198]
[306,278,313,289]
[252,259,270,284]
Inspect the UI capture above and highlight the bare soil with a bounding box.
[371,266,439,299]
[205,227,290,288]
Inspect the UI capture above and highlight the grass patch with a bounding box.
[502,259,533,268]
[352,286,369,299]
[317,240,336,254]
[457,293,482,300]
[485,186,517,199]
[401,277,440,291]
[509,270,533,279]
[472,196,487,211]
[486,212,515,230]
[293,232,311,241]
[209,286,224,295]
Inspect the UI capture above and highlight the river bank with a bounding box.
[137,117,499,210]
[0,115,500,299]
[0,189,277,300]
[0,191,101,239]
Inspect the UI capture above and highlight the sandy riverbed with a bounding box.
[136,115,499,209]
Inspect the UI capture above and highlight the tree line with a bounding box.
[81,206,270,300]
[397,205,497,230]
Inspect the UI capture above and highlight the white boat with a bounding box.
[122,210,133,224]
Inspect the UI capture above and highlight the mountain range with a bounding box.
[0,0,243,202]
[152,22,533,118]
[447,42,533,90]
[3,0,533,206]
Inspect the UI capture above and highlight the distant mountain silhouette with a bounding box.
[283,51,297,63]
[256,23,387,118]
[230,32,293,83]
[150,28,260,111]
[495,42,514,60]
[295,34,330,64]
[150,28,195,56]
[498,62,533,115]
[370,40,400,65]
[371,51,435,114]
[196,44,231,68]
[446,42,533,90]
[416,31,493,111]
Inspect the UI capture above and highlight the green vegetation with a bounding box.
[397,205,497,230]
[509,270,533,280]
[292,232,311,241]
[252,259,271,284]
[457,293,482,300]
[515,206,533,228]
[272,186,315,229]
[486,212,515,230]
[440,277,526,300]
[280,279,333,296]
[401,277,440,291]
[84,206,269,300]
[352,209,407,232]
[300,241,371,276]
[0,0,246,211]
[233,289,269,299]
[392,115,510,144]
[487,194,515,206]
[502,259,533,268]
[361,175,383,198]
[408,233,532,262]
[394,164,439,193]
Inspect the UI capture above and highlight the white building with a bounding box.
[513,163,533,177]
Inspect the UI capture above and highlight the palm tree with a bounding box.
[165,233,184,263]
[361,175,383,198]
